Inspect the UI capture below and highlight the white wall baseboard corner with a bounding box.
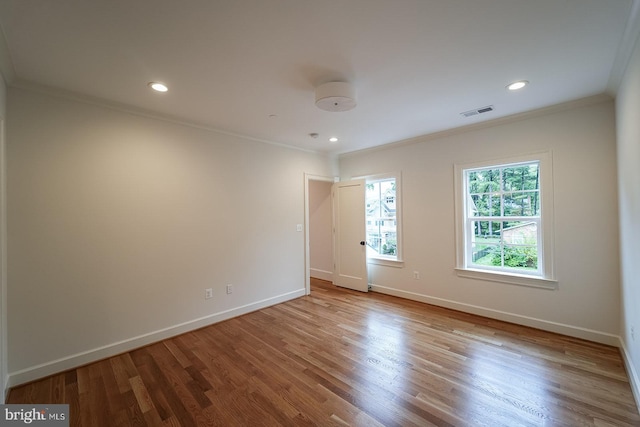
[370,284,620,346]
[7,288,306,388]
[619,337,640,411]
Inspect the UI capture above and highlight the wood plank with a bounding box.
[7,278,640,426]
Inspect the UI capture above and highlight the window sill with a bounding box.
[455,268,557,290]
[367,257,404,268]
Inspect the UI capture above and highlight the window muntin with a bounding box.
[464,161,543,276]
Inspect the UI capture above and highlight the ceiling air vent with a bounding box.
[461,105,494,118]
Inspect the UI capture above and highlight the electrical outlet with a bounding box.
[205,288,213,299]
[413,271,420,280]
[226,284,233,294]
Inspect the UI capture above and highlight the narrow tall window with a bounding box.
[455,153,555,287]
[365,174,401,262]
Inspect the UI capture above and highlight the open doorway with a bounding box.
[304,174,334,294]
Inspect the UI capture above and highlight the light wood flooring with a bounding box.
[7,278,640,426]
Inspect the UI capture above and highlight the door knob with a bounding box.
[360,241,366,245]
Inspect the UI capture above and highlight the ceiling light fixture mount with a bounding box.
[315,82,356,112]
[507,80,529,91]
[148,82,168,92]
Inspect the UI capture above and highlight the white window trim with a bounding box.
[454,152,557,289]
[355,172,403,266]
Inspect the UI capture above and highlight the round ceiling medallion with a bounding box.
[315,82,356,112]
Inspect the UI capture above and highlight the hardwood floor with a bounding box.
[7,278,640,426]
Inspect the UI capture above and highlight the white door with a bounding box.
[333,179,369,292]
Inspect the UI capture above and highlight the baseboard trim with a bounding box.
[310,268,333,282]
[8,288,306,388]
[370,284,620,346]
[619,337,640,410]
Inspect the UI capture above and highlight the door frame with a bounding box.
[304,173,336,295]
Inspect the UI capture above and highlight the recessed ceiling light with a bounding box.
[148,82,168,92]
[329,137,339,143]
[507,80,528,91]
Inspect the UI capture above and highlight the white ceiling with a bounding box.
[0,0,636,154]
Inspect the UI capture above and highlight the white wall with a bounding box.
[6,86,333,386]
[309,180,333,281]
[340,99,620,344]
[616,31,640,406]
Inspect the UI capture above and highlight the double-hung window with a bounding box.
[455,153,556,288]
[365,173,402,264]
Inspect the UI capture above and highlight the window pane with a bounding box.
[471,242,499,266]
[471,194,501,217]
[503,245,538,270]
[379,180,396,218]
[366,182,381,215]
[367,234,381,253]
[502,221,537,245]
[502,164,539,192]
[381,232,396,255]
[472,220,502,239]
[503,191,540,216]
[468,169,501,193]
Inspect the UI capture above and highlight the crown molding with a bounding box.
[10,79,325,156]
[607,0,640,95]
